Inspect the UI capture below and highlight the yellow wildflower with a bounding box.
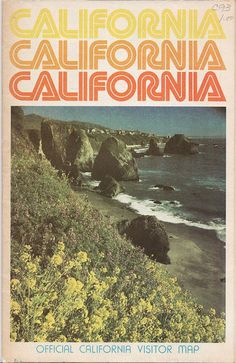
[11,300,21,315]
[209,308,216,316]
[138,298,146,312]
[146,301,153,312]
[45,312,55,328]
[88,271,99,284]
[24,245,32,252]
[91,315,103,331]
[51,254,63,266]
[10,279,20,290]
[115,325,126,337]
[131,306,138,315]
[119,292,127,306]
[65,277,77,294]
[26,278,36,288]
[106,276,117,285]
[140,317,148,325]
[75,299,84,310]
[58,335,67,342]
[34,335,47,342]
[96,306,110,320]
[77,251,88,263]
[51,292,58,301]
[11,331,17,341]
[161,296,167,305]
[156,328,163,336]
[26,262,37,273]
[35,307,44,317]
[203,316,210,326]
[77,280,84,291]
[58,317,66,327]
[66,260,75,269]
[20,252,31,263]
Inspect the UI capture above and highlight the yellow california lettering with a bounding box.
[107,10,136,39]
[32,9,60,38]
[10,9,32,37]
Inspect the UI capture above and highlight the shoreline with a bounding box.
[76,187,225,314]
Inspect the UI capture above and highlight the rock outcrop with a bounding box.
[66,128,94,172]
[11,107,36,156]
[92,137,139,181]
[117,219,131,235]
[11,106,24,131]
[164,134,199,155]
[154,184,175,191]
[99,175,124,198]
[41,121,71,169]
[152,200,162,205]
[63,162,82,186]
[41,121,94,172]
[27,129,41,152]
[118,215,170,264]
[146,138,164,156]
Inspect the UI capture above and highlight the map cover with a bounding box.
[1,0,236,362]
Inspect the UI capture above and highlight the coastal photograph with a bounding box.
[11,106,226,343]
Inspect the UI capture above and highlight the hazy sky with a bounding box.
[23,106,226,137]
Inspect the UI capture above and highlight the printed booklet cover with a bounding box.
[1,0,236,362]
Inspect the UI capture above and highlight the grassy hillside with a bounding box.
[24,113,111,132]
[11,151,225,343]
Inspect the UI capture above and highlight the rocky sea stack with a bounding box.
[118,216,170,264]
[67,128,94,172]
[41,121,94,172]
[147,138,164,156]
[99,175,124,198]
[164,134,199,155]
[92,137,139,181]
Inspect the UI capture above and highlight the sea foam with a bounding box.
[114,193,226,242]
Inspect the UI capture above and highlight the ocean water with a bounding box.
[114,138,226,243]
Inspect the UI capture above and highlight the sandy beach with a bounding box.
[76,188,225,314]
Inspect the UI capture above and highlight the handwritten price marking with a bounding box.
[212,3,232,11]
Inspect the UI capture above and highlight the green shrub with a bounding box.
[11,155,225,342]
